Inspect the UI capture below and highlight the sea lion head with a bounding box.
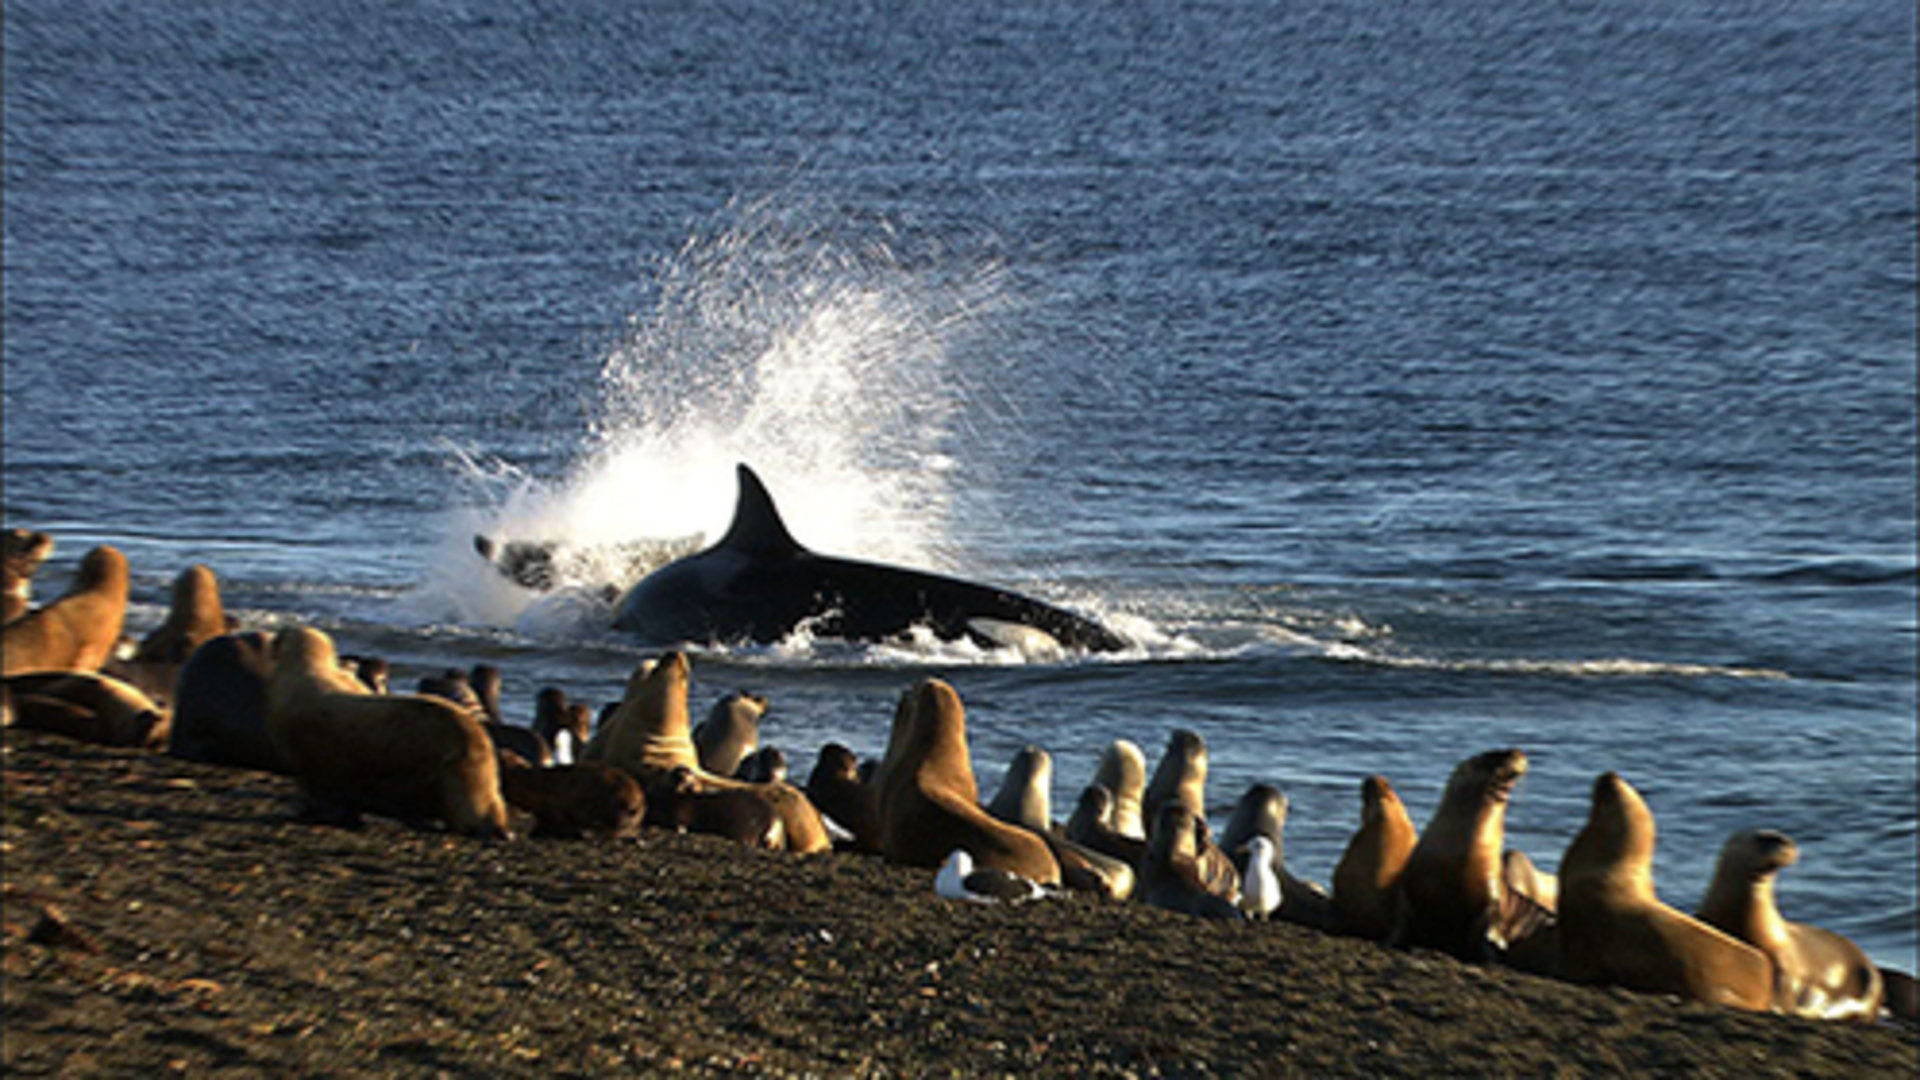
[900,678,976,801]
[1149,801,1202,867]
[3,528,53,573]
[637,651,692,738]
[1566,771,1658,886]
[1446,747,1528,806]
[75,545,131,596]
[564,702,593,741]
[1720,828,1800,878]
[736,745,789,785]
[811,742,862,783]
[354,656,389,694]
[272,626,339,673]
[468,664,502,720]
[987,744,1054,831]
[1223,782,1289,854]
[1359,774,1406,823]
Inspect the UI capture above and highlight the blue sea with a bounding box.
[5,2,1914,969]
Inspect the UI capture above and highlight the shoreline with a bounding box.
[4,728,1914,1077]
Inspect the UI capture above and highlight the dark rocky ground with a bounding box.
[3,727,1915,1078]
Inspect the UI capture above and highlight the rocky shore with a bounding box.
[3,727,1914,1077]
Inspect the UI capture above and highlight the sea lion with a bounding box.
[354,656,390,694]
[496,752,646,840]
[805,743,882,853]
[694,691,767,778]
[5,671,169,749]
[1390,748,1528,961]
[419,670,483,712]
[132,565,227,664]
[264,627,510,839]
[532,687,571,744]
[1,546,130,677]
[1142,730,1208,828]
[986,745,1054,833]
[652,764,785,848]
[1220,783,1335,931]
[474,532,704,593]
[469,664,504,724]
[1332,775,1419,941]
[166,632,285,772]
[1697,829,1884,1020]
[1138,802,1243,920]
[594,652,829,854]
[875,678,1060,884]
[1556,772,1773,1011]
[1065,783,1147,867]
[735,745,789,785]
[3,528,55,623]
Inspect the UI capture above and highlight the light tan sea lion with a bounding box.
[986,745,1053,832]
[1,546,130,677]
[1390,748,1528,961]
[496,752,646,840]
[1332,775,1419,941]
[1138,802,1243,920]
[1557,772,1773,1011]
[264,627,510,839]
[805,742,882,853]
[3,528,55,623]
[1091,739,1148,840]
[1697,829,1884,1020]
[5,671,169,750]
[875,678,1060,884]
[132,565,226,663]
[1065,783,1148,867]
[1142,729,1208,826]
[1220,782,1335,930]
[594,652,829,854]
[694,691,767,777]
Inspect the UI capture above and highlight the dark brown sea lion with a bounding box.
[5,671,168,749]
[1138,802,1243,920]
[1,546,130,677]
[532,687,594,763]
[875,678,1060,884]
[805,742,881,853]
[594,652,829,854]
[1142,729,1208,827]
[166,632,285,772]
[1697,829,1884,1020]
[469,664,504,724]
[1331,775,1419,941]
[1090,739,1148,840]
[1220,782,1334,930]
[694,690,767,778]
[532,686,571,743]
[265,627,510,839]
[419,670,483,712]
[3,528,55,623]
[1557,772,1773,1011]
[734,744,788,785]
[1064,783,1147,867]
[1390,748,1528,961]
[496,752,646,840]
[354,656,390,694]
[652,764,785,848]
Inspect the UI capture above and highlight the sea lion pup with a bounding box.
[1331,775,1419,941]
[1696,829,1884,1021]
[533,688,594,763]
[265,627,510,839]
[1,546,130,677]
[1139,803,1244,920]
[1065,784,1148,866]
[1557,772,1773,1011]
[1390,748,1529,961]
[596,652,830,854]
[1142,729,1208,827]
[469,664,504,724]
[1220,783,1335,931]
[3,528,55,623]
[806,743,883,853]
[875,679,1061,885]
[167,632,288,772]
[354,656,390,694]
[694,691,767,778]
[496,751,646,840]
[735,745,789,785]
[1090,739,1149,840]
[983,746,1134,899]
[5,671,169,749]
[419,670,483,712]
[653,765,785,848]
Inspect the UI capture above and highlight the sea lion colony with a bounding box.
[2,540,1912,1025]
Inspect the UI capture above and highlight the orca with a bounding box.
[611,465,1128,654]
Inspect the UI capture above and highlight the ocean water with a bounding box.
[4,2,1914,969]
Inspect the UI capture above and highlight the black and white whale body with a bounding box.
[611,465,1129,654]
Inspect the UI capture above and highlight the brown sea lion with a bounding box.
[5,671,169,749]
[469,664,504,724]
[1138,802,1243,920]
[166,632,286,772]
[653,765,785,848]
[1142,729,1208,826]
[735,745,789,785]
[3,528,55,623]
[1220,782,1335,930]
[595,652,830,854]
[1557,772,1773,1011]
[354,656,390,694]
[531,686,571,743]
[1,546,130,677]
[1065,783,1147,867]
[496,752,646,840]
[419,670,483,712]
[1090,739,1148,840]
[1331,775,1419,941]
[1697,829,1884,1020]
[133,565,226,663]
[694,691,767,777]
[805,742,882,853]
[265,627,510,839]
[1390,748,1528,961]
[875,678,1060,884]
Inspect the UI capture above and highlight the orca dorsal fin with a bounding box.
[717,464,806,558]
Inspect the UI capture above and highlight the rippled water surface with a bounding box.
[5,1,1914,966]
